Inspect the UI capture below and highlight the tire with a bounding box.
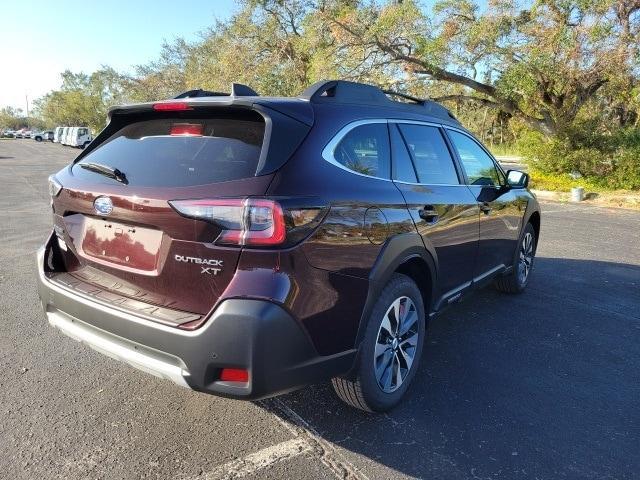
[35,137,42,142]
[332,273,426,412]
[494,222,536,294]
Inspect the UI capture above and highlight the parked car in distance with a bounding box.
[37,80,541,412]
[34,130,54,142]
[23,130,32,138]
[1,130,15,138]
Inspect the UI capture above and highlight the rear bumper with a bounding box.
[36,237,355,400]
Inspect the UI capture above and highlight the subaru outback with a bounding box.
[37,80,540,412]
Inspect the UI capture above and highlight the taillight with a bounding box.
[48,175,62,197]
[219,368,249,383]
[152,102,193,111]
[169,198,286,247]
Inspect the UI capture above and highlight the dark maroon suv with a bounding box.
[37,80,540,412]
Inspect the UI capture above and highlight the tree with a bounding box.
[0,107,27,129]
[34,68,132,131]
[321,0,640,136]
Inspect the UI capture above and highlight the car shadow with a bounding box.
[259,257,640,479]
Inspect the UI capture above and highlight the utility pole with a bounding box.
[25,94,30,128]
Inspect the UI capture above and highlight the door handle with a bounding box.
[418,205,439,225]
[480,202,492,215]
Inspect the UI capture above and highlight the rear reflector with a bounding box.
[219,368,249,383]
[169,198,286,247]
[153,102,193,111]
[170,123,203,136]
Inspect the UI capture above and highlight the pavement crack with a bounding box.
[259,398,369,480]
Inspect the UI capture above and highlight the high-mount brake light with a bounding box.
[170,123,203,136]
[152,102,193,111]
[169,198,286,247]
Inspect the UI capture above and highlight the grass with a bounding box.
[488,143,520,157]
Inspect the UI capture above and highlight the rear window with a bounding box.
[74,115,265,187]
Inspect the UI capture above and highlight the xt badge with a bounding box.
[174,255,223,276]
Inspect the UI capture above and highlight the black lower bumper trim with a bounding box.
[37,235,356,400]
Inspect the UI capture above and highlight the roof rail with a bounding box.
[381,90,425,105]
[299,80,459,123]
[174,89,227,99]
[173,83,259,99]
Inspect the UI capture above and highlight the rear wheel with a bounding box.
[495,222,536,293]
[332,273,425,412]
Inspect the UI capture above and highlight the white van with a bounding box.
[61,127,70,145]
[67,127,92,148]
[53,127,64,143]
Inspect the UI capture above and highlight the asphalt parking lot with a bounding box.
[1,139,639,480]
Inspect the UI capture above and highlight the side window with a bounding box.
[397,124,459,185]
[334,123,390,179]
[390,124,417,183]
[448,130,501,186]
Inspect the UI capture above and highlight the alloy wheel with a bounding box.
[374,296,419,393]
[518,232,534,285]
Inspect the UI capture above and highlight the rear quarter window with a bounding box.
[332,123,390,179]
[74,114,265,187]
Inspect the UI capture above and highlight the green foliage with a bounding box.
[0,106,46,130]
[33,68,132,132]
[519,126,640,190]
[0,106,27,129]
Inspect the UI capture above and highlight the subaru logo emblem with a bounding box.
[94,196,113,216]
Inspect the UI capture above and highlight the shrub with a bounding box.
[608,147,640,190]
[518,126,640,190]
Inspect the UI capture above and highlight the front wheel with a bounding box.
[332,273,425,412]
[495,222,536,293]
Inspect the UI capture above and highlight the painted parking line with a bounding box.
[183,437,313,480]
[182,398,369,480]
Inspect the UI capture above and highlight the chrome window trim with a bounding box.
[321,118,479,185]
[389,119,442,128]
[393,180,470,187]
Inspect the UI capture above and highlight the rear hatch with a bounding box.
[49,102,311,328]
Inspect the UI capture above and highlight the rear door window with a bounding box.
[397,124,459,185]
[333,123,390,179]
[390,124,417,183]
[74,114,265,187]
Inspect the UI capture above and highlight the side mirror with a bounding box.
[506,170,529,189]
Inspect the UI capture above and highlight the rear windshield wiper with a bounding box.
[79,162,128,185]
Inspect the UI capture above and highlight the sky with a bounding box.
[0,0,238,110]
